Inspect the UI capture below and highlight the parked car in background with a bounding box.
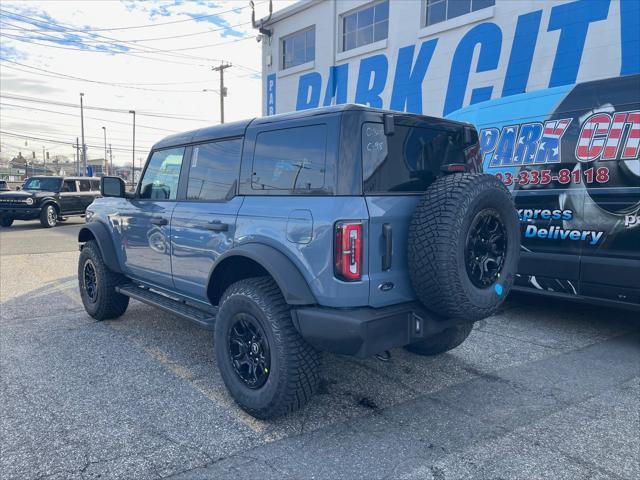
[0,180,9,191]
[0,176,101,228]
[77,105,520,419]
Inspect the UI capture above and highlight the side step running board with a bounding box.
[116,283,217,330]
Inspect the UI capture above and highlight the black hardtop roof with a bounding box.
[152,104,472,150]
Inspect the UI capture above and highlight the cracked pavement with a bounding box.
[1,219,639,479]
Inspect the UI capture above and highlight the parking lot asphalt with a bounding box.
[1,219,638,480]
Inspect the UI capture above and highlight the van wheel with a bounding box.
[215,277,321,419]
[405,323,473,356]
[78,240,129,320]
[0,216,13,227]
[40,204,58,228]
[408,173,520,321]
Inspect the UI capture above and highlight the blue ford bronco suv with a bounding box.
[77,105,520,418]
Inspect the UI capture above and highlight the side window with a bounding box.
[78,180,91,192]
[62,180,77,192]
[139,147,185,200]
[91,180,100,191]
[187,139,242,201]
[252,125,327,192]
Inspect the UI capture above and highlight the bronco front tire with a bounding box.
[78,240,129,320]
[40,204,58,228]
[215,277,321,419]
[0,216,13,227]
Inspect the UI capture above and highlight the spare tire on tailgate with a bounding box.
[408,173,519,321]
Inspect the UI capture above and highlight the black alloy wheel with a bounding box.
[83,259,98,303]
[465,208,507,288]
[228,313,271,389]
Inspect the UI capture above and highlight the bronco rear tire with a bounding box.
[215,277,321,419]
[78,240,129,320]
[408,173,519,321]
[405,323,474,356]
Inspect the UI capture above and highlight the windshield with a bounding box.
[22,177,62,191]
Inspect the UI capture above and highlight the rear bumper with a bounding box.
[0,207,41,220]
[291,302,467,358]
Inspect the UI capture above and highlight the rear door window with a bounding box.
[62,180,77,192]
[78,180,91,192]
[187,139,242,201]
[252,125,327,192]
[362,123,466,194]
[91,180,100,191]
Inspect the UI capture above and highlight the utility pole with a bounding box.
[212,62,232,124]
[129,110,136,184]
[75,137,80,176]
[109,144,113,175]
[42,146,46,175]
[80,93,87,176]
[102,126,107,176]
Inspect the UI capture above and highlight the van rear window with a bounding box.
[362,122,467,194]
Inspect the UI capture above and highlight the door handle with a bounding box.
[150,217,168,226]
[206,220,229,232]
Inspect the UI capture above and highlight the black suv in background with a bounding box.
[0,176,100,228]
[0,180,9,191]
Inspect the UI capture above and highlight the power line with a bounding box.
[0,102,179,133]
[0,19,252,42]
[1,130,145,153]
[0,114,154,147]
[0,12,261,71]
[0,18,255,56]
[0,12,246,64]
[0,2,262,32]
[1,60,218,94]
[0,93,215,122]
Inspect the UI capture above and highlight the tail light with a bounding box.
[334,221,362,281]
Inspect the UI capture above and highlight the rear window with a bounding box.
[362,122,468,194]
[252,125,327,192]
[78,180,91,192]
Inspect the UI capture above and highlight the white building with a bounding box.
[259,0,639,118]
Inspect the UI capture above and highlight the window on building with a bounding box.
[186,139,242,201]
[342,0,389,52]
[138,147,184,200]
[425,0,495,27]
[282,27,315,70]
[252,125,327,192]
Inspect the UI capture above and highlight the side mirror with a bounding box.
[101,176,126,197]
[15,186,21,190]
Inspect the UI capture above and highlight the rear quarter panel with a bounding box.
[235,196,371,307]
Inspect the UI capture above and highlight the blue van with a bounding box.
[448,74,640,309]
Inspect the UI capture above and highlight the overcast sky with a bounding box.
[0,0,295,165]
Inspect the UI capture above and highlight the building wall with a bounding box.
[261,0,639,118]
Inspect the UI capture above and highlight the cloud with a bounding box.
[0,73,63,94]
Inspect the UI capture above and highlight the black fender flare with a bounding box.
[78,221,123,274]
[209,244,316,305]
[39,198,60,212]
